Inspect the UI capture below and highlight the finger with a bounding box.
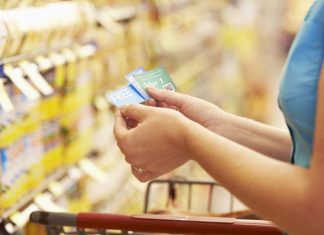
[156,101,168,108]
[120,104,149,122]
[147,87,187,109]
[113,110,128,139]
[156,101,178,110]
[146,98,157,107]
[131,166,155,183]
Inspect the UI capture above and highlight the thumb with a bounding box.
[147,87,187,109]
[120,104,149,122]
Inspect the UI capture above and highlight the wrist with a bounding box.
[209,111,236,136]
[181,117,209,162]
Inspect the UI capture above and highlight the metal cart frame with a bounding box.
[144,179,235,214]
[29,179,283,235]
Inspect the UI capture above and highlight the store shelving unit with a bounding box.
[0,1,138,234]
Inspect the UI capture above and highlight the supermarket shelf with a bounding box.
[1,43,70,66]
[1,167,67,221]
[0,148,124,232]
[0,165,87,233]
[0,42,96,67]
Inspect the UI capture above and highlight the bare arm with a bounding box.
[114,100,320,234]
[216,113,292,162]
[114,68,324,234]
[148,88,292,162]
[184,66,324,234]
[115,67,324,233]
[186,119,309,235]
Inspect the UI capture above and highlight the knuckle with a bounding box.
[138,174,150,183]
[182,95,191,105]
[138,177,147,183]
[124,156,132,164]
[131,166,153,183]
[162,89,170,97]
[118,136,129,150]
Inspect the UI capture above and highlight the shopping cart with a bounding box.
[143,179,262,220]
[30,179,283,235]
[144,179,237,216]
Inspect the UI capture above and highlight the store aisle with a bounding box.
[0,1,310,234]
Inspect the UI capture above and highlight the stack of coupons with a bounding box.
[107,66,177,108]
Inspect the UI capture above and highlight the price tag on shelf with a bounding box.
[20,62,54,96]
[62,49,77,86]
[4,65,41,100]
[48,181,64,198]
[49,52,66,89]
[79,158,108,182]
[0,79,14,112]
[48,167,84,198]
[34,193,67,212]
[74,44,96,59]
[68,166,83,181]
[35,56,53,72]
[62,48,77,63]
[49,52,66,66]
[10,203,39,228]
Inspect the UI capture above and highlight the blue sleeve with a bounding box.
[305,0,324,24]
[279,1,324,100]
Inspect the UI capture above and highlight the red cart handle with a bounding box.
[77,213,283,235]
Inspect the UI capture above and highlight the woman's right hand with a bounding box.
[146,87,230,134]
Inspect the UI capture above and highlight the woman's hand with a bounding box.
[146,87,229,134]
[113,104,193,182]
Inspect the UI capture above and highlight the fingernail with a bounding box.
[147,98,155,106]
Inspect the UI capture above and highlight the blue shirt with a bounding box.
[278,0,324,168]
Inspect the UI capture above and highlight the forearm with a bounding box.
[213,113,292,162]
[186,123,311,234]
[148,89,292,161]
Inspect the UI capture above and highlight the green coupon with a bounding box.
[134,66,177,93]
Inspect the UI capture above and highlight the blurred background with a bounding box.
[0,0,312,234]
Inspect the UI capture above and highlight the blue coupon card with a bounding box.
[125,67,150,100]
[106,84,146,108]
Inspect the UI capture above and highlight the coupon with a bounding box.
[134,66,177,92]
[106,84,146,108]
[108,66,176,108]
[125,67,150,100]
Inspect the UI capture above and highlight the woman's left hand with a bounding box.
[113,104,192,182]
